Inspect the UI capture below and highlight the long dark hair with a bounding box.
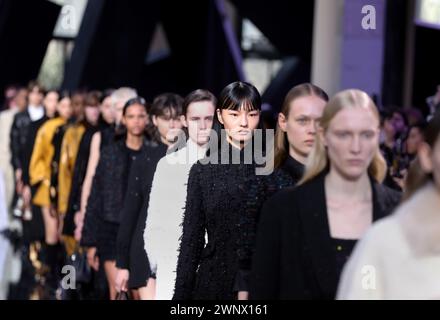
[404,110,440,200]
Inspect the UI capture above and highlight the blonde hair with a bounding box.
[111,87,138,110]
[274,83,328,168]
[298,89,387,185]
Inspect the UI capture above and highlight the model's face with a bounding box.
[406,127,424,155]
[84,105,100,126]
[152,111,183,144]
[217,107,260,144]
[57,97,73,120]
[323,107,380,181]
[182,101,215,146]
[279,95,326,161]
[72,96,84,120]
[122,104,148,136]
[100,96,115,125]
[43,92,59,117]
[28,87,44,106]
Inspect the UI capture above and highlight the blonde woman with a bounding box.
[249,89,400,299]
[337,110,440,299]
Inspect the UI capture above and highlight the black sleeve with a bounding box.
[236,171,295,292]
[62,149,87,236]
[10,114,22,172]
[249,193,283,300]
[173,164,206,300]
[235,175,268,292]
[115,158,144,269]
[80,157,104,248]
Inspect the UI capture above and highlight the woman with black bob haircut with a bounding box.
[81,96,155,299]
[173,81,265,300]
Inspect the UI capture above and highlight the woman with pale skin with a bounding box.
[77,88,137,272]
[142,90,216,300]
[60,91,105,246]
[43,90,59,119]
[71,91,115,240]
[173,82,264,300]
[114,93,183,300]
[30,94,73,245]
[249,89,400,299]
[242,84,329,299]
[275,84,328,170]
[99,93,116,126]
[28,94,73,294]
[337,110,440,299]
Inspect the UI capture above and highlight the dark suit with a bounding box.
[249,170,401,300]
[115,141,167,288]
[10,110,47,185]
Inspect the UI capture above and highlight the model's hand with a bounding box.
[237,291,249,300]
[115,269,130,293]
[73,211,84,241]
[86,247,99,271]
[22,185,31,206]
[15,170,23,194]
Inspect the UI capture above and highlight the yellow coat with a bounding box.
[29,117,66,208]
[57,124,86,214]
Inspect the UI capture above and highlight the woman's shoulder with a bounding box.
[46,117,65,127]
[100,140,125,158]
[374,181,402,211]
[38,117,63,133]
[143,140,167,158]
[262,185,299,215]
[64,123,85,138]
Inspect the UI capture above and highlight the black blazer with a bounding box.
[10,110,47,185]
[249,170,401,300]
[81,139,156,247]
[115,141,167,285]
[173,147,260,300]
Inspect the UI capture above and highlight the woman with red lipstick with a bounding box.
[250,89,401,300]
